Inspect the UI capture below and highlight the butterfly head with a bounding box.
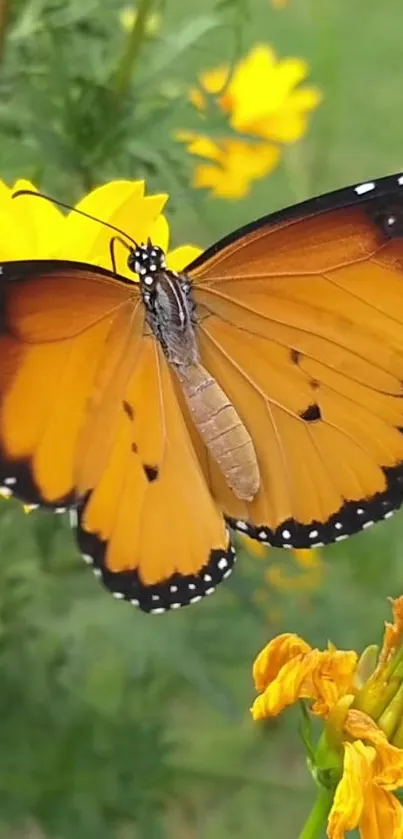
[128,240,166,281]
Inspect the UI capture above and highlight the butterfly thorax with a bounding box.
[129,243,198,367]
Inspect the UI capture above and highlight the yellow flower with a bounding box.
[0,177,201,511]
[0,178,200,271]
[251,597,403,838]
[239,532,322,592]
[178,132,279,199]
[180,44,321,198]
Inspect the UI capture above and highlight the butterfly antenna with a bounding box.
[12,189,139,249]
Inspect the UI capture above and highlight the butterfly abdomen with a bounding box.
[176,363,260,501]
[140,266,259,500]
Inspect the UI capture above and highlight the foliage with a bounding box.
[0,0,403,838]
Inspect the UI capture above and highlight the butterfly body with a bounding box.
[5,172,403,612]
[131,243,260,501]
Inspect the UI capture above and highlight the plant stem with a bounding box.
[0,0,11,65]
[112,0,155,104]
[297,786,334,839]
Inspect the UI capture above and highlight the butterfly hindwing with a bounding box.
[72,338,234,612]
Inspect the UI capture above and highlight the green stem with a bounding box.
[112,0,155,103]
[0,0,11,65]
[297,786,334,839]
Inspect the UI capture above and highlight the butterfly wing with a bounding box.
[187,173,403,548]
[0,259,137,506]
[72,337,233,613]
[0,259,233,611]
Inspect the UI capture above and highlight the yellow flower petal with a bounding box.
[57,181,168,276]
[189,138,279,199]
[311,650,358,717]
[327,741,375,839]
[0,180,63,259]
[359,786,403,839]
[344,709,403,789]
[252,640,357,721]
[378,597,403,669]
[178,133,222,162]
[11,180,64,257]
[253,633,312,691]
[167,245,202,272]
[198,66,229,99]
[148,214,170,253]
[252,89,322,143]
[229,48,309,129]
[251,649,321,719]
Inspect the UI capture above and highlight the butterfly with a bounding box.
[1,172,403,613]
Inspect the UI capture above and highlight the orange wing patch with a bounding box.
[190,187,403,549]
[73,339,234,613]
[0,261,136,506]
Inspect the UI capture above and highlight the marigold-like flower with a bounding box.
[180,44,321,198]
[251,597,403,838]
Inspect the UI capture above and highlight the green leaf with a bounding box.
[137,14,222,87]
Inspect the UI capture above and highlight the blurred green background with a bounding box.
[1,0,403,837]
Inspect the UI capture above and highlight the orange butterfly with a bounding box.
[1,173,403,613]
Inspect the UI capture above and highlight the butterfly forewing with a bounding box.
[188,174,403,548]
[0,260,135,505]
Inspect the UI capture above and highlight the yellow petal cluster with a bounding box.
[251,597,403,838]
[0,178,201,271]
[239,532,323,608]
[180,44,321,198]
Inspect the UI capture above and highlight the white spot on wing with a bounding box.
[354,181,375,195]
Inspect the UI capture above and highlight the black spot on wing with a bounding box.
[290,348,301,365]
[368,199,403,238]
[131,442,138,453]
[299,403,321,422]
[72,497,236,614]
[122,400,134,421]
[143,464,159,482]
